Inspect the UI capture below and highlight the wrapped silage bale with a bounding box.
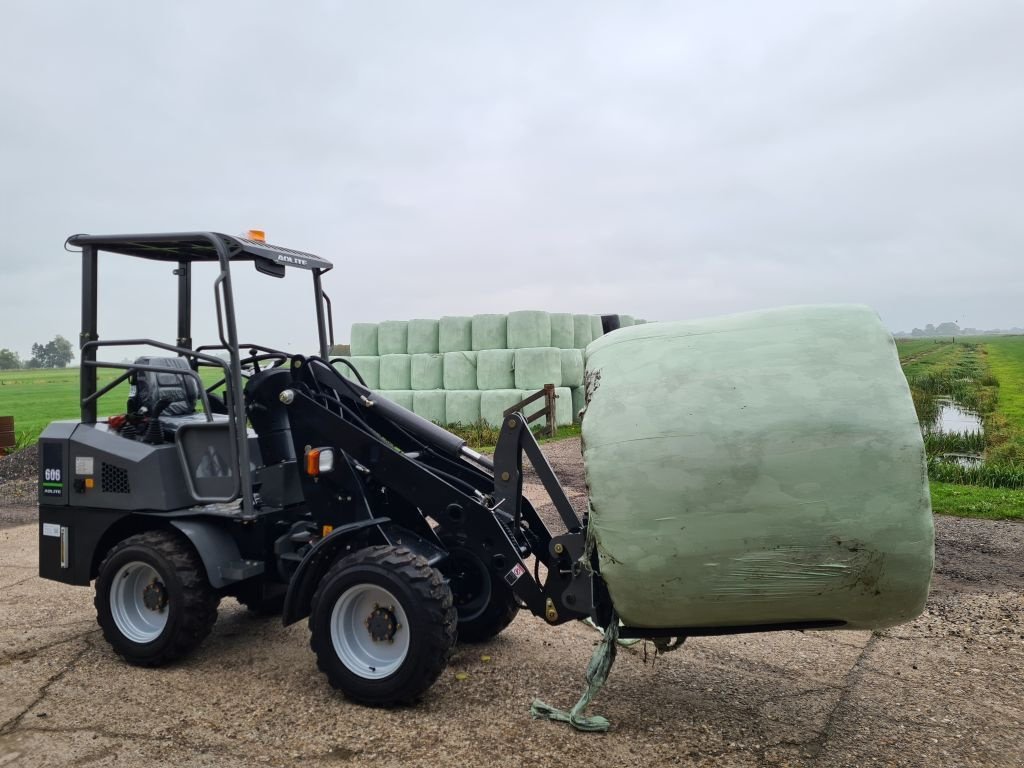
[590,315,604,341]
[410,353,443,390]
[476,349,515,390]
[522,386,574,428]
[443,351,478,390]
[407,319,440,354]
[513,347,561,390]
[378,320,409,355]
[472,314,507,351]
[582,304,934,631]
[439,316,473,352]
[445,390,482,426]
[350,323,379,356]
[550,313,575,349]
[378,354,412,390]
[619,314,635,328]
[560,348,584,388]
[480,389,525,427]
[413,390,446,424]
[334,356,380,390]
[507,310,552,349]
[573,314,593,349]
[374,390,414,410]
[571,386,586,421]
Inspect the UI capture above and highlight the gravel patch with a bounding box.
[1,438,1021,766]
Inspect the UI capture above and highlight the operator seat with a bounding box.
[130,356,224,438]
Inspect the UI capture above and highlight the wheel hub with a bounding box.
[365,604,400,643]
[142,579,168,612]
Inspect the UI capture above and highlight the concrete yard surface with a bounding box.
[1,440,1022,767]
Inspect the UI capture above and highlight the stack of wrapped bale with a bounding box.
[335,309,643,428]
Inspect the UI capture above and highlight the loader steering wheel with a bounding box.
[238,351,289,378]
[203,351,290,399]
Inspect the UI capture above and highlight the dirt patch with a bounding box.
[0,438,1021,767]
[0,445,37,511]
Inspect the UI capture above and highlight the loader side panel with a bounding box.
[39,505,129,585]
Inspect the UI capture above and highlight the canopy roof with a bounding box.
[67,232,333,272]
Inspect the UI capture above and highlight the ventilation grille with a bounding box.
[101,463,130,494]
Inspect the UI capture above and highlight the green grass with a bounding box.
[446,421,581,452]
[0,367,224,444]
[0,366,582,451]
[895,335,1024,518]
[982,336,1024,463]
[928,481,1024,520]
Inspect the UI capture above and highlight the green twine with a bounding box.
[530,615,620,732]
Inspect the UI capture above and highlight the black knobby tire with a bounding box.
[436,528,519,643]
[94,530,219,666]
[309,545,456,706]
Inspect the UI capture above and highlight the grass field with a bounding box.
[4,336,1023,520]
[0,367,224,446]
[0,366,576,450]
[896,335,1024,519]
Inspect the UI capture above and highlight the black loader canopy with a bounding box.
[66,232,333,272]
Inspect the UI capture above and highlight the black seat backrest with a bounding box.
[130,356,199,416]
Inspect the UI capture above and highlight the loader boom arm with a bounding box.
[248,356,595,626]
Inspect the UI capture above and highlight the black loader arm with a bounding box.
[259,356,594,627]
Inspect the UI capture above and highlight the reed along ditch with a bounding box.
[901,339,1024,490]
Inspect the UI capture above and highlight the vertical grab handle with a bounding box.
[213,274,229,349]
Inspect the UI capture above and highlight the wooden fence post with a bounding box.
[0,416,15,456]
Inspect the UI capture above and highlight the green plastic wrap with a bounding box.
[378,321,409,355]
[439,316,473,353]
[550,313,575,349]
[560,349,584,388]
[472,314,507,351]
[443,351,478,390]
[590,315,603,342]
[378,354,412,390]
[445,390,482,426]
[413,390,446,424]
[410,353,443,390]
[407,319,440,354]
[481,389,524,427]
[571,386,586,422]
[573,314,593,349]
[476,349,515,390]
[514,347,561,391]
[334,356,380,390]
[508,311,552,349]
[350,323,379,356]
[582,304,933,631]
[374,389,414,410]
[618,314,635,328]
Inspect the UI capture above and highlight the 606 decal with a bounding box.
[44,468,62,482]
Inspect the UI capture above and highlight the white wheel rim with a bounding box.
[330,584,410,679]
[110,561,169,643]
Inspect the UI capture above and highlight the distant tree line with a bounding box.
[895,322,1024,338]
[0,335,75,370]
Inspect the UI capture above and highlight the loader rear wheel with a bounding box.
[95,530,219,666]
[436,528,519,643]
[309,545,456,706]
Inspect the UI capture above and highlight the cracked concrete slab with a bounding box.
[1,439,1022,767]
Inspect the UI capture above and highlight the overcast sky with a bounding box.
[1,0,1022,359]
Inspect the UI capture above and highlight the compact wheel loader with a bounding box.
[38,232,841,706]
[37,232,588,704]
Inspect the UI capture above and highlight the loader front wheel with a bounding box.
[309,545,456,705]
[95,530,219,666]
